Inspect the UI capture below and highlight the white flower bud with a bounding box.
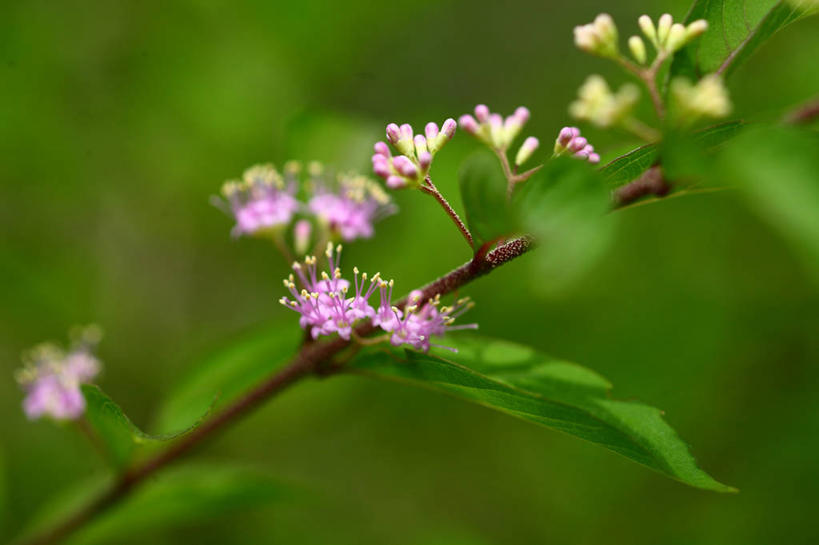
[666,23,687,52]
[685,19,709,41]
[628,35,647,64]
[514,137,539,166]
[657,13,673,47]
[638,15,658,47]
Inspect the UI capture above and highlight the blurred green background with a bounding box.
[2,0,818,543]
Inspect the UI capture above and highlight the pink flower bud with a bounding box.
[418,151,432,170]
[588,153,600,164]
[425,122,439,140]
[408,289,424,304]
[294,219,312,255]
[392,155,418,179]
[372,159,391,178]
[489,113,503,129]
[513,106,530,124]
[568,136,587,152]
[386,123,401,144]
[557,126,577,147]
[474,104,490,123]
[441,118,457,139]
[373,141,391,157]
[459,114,479,134]
[386,175,407,189]
[414,134,428,154]
[400,123,413,142]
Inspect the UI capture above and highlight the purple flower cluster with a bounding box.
[219,164,300,237]
[554,127,601,164]
[215,162,395,246]
[280,244,476,351]
[16,329,102,421]
[308,171,394,242]
[371,119,456,189]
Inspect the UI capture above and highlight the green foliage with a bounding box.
[715,125,819,277]
[671,0,811,79]
[82,385,212,470]
[19,465,286,545]
[602,121,746,188]
[349,335,734,492]
[514,157,615,290]
[0,446,6,537]
[155,324,301,435]
[458,151,516,250]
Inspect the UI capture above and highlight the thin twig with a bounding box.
[15,236,533,545]
[420,176,473,247]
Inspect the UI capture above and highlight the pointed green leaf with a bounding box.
[670,0,814,80]
[349,336,735,492]
[601,121,746,188]
[82,385,212,470]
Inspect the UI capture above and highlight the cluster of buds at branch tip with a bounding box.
[554,127,600,164]
[459,104,532,152]
[570,75,639,129]
[636,14,708,60]
[670,74,732,122]
[372,119,457,189]
[574,13,619,59]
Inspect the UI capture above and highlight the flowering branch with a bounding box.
[15,236,532,545]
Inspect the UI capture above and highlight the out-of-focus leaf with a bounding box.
[602,121,746,188]
[65,464,286,545]
[82,385,211,470]
[670,0,813,80]
[17,465,287,545]
[0,445,6,537]
[716,125,819,276]
[514,157,615,292]
[349,336,735,492]
[155,324,300,435]
[458,151,517,250]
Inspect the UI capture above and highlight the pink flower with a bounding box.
[388,291,477,352]
[309,174,395,241]
[17,329,102,421]
[216,164,301,237]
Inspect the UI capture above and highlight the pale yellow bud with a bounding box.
[638,15,658,48]
[628,35,647,64]
[671,74,732,121]
[657,13,673,46]
[666,23,687,52]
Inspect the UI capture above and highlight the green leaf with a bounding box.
[82,385,212,470]
[18,465,287,545]
[155,323,301,435]
[458,151,517,249]
[514,157,615,291]
[349,336,735,492]
[716,125,819,277]
[670,0,813,80]
[601,121,746,188]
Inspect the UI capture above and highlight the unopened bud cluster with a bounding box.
[632,14,708,63]
[16,326,103,421]
[214,162,395,251]
[372,119,456,189]
[460,105,540,165]
[574,14,619,59]
[570,75,640,128]
[554,127,600,164]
